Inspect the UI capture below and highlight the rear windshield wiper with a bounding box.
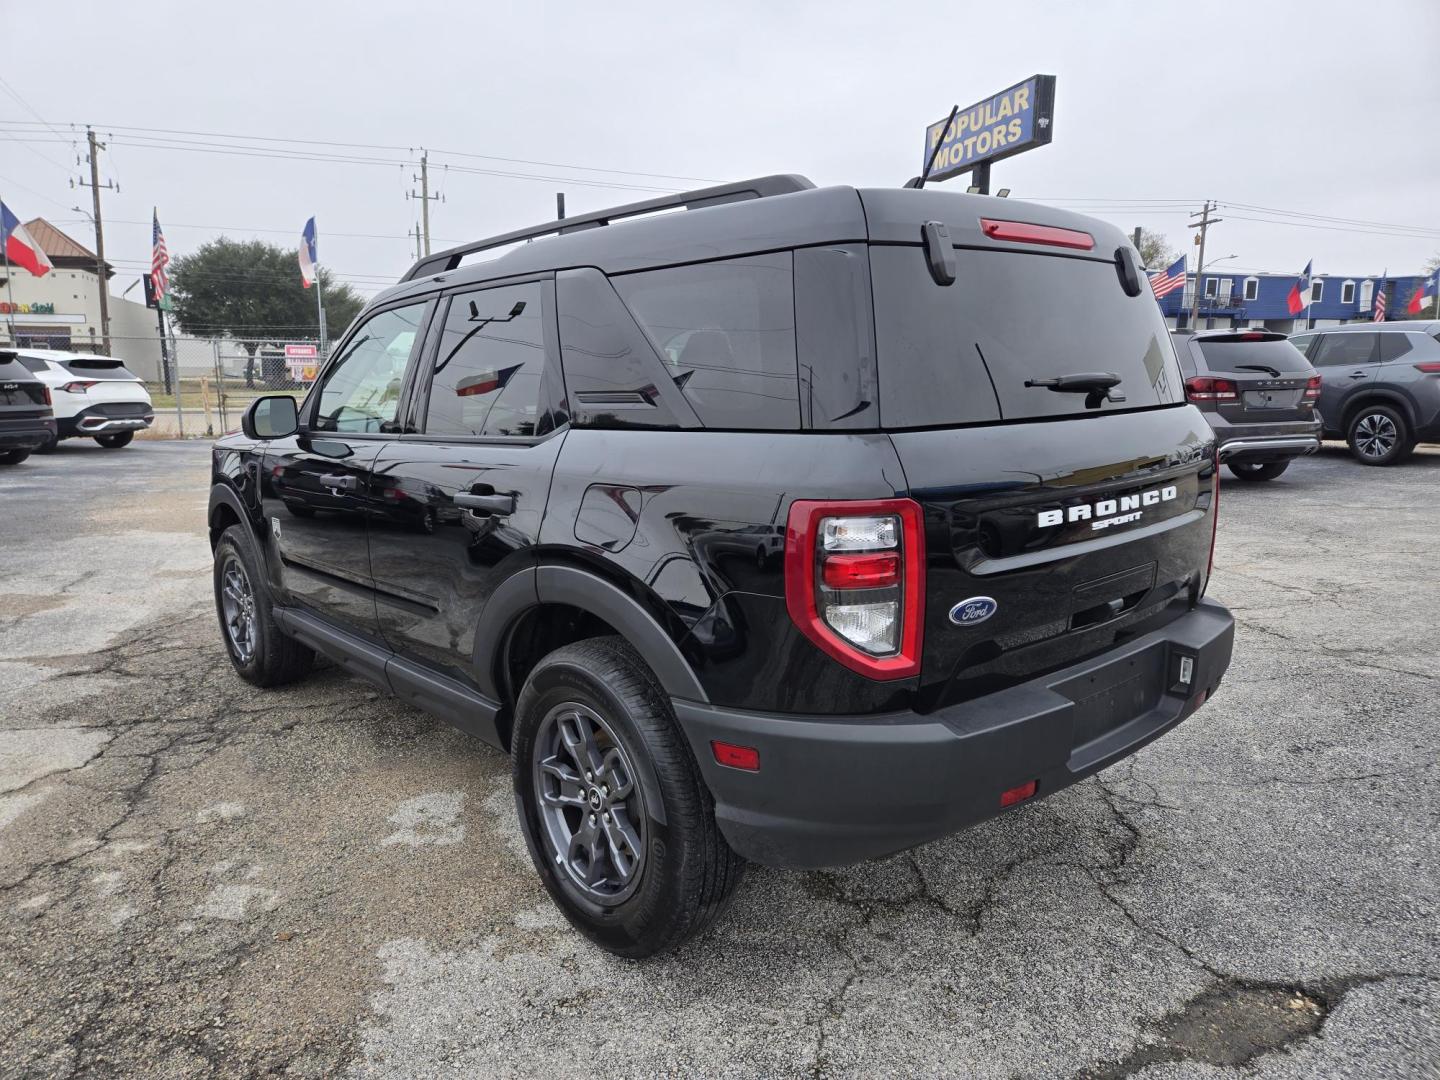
[1232,363,1282,377]
[1024,372,1126,409]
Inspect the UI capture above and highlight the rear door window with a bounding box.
[1312,333,1379,367]
[871,247,1182,426]
[612,253,799,430]
[1195,338,1313,373]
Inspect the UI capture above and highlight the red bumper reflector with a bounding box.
[711,741,760,772]
[1000,780,1038,808]
[979,218,1095,251]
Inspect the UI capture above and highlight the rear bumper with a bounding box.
[675,598,1234,868]
[58,403,155,438]
[1212,416,1322,463]
[0,415,57,450]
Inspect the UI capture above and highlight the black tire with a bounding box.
[512,637,745,957]
[212,524,314,687]
[35,431,59,454]
[1346,404,1413,466]
[0,449,30,465]
[1227,460,1290,482]
[95,431,134,448]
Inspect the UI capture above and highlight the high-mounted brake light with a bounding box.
[1185,376,1238,403]
[1304,375,1322,400]
[1414,362,1440,374]
[979,218,1095,251]
[60,380,99,394]
[785,498,925,680]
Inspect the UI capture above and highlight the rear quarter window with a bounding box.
[611,253,799,430]
[871,246,1183,426]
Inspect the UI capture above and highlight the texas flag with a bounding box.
[1407,271,1438,316]
[1286,260,1313,316]
[299,216,318,289]
[0,201,53,277]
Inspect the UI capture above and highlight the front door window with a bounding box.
[313,304,428,433]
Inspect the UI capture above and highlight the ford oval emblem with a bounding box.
[949,596,998,626]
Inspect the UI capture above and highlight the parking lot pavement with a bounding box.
[0,438,1436,1079]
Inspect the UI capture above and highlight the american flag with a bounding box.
[1374,276,1387,323]
[1149,254,1187,300]
[151,209,170,302]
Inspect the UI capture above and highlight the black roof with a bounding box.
[369,174,1135,309]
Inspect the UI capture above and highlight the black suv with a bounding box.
[1170,330,1321,481]
[0,351,57,465]
[1289,322,1440,465]
[208,176,1234,956]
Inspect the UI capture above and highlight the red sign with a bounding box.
[284,343,319,359]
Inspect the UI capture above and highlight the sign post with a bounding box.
[917,75,1056,193]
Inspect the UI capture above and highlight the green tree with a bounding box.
[169,237,365,385]
[1135,228,1178,269]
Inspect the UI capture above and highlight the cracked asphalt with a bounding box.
[1,438,1436,1079]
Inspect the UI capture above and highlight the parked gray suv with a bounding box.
[1290,321,1440,465]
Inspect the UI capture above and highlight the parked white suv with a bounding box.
[14,350,155,450]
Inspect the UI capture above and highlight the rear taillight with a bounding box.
[1415,362,1440,374]
[41,386,52,406]
[784,498,925,679]
[60,380,99,394]
[1205,455,1220,590]
[1185,376,1238,403]
[1304,375,1322,400]
[979,218,1095,251]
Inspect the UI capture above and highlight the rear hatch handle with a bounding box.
[1023,372,1126,409]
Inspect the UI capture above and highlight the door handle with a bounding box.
[319,473,359,491]
[453,492,516,516]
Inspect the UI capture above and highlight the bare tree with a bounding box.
[1135,228,1179,269]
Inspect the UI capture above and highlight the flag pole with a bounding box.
[311,219,327,360]
[2,222,16,347]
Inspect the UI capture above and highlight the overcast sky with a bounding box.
[4,0,1438,300]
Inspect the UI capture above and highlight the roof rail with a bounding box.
[398,174,815,282]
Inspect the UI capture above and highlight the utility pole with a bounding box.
[1188,201,1222,331]
[409,150,443,256]
[77,127,118,354]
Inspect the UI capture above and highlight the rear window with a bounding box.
[612,253,799,430]
[871,247,1183,426]
[1195,338,1312,374]
[61,358,140,381]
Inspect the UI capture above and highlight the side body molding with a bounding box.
[536,565,709,704]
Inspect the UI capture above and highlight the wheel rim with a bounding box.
[1355,414,1397,459]
[532,702,647,904]
[219,555,257,664]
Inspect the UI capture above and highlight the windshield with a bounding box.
[871,246,1184,426]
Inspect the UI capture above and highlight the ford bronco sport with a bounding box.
[208,176,1234,956]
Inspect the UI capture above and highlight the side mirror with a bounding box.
[242,395,298,440]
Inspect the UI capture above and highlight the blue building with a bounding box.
[1152,266,1430,333]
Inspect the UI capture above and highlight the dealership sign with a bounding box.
[923,75,1056,183]
[284,342,320,382]
[0,301,56,315]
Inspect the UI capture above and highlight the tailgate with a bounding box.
[891,407,1217,706]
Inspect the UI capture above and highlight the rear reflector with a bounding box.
[979,218,1095,251]
[1000,780,1038,807]
[821,551,901,589]
[711,741,760,772]
[1415,362,1440,374]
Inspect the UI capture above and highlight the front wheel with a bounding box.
[0,449,30,465]
[1347,405,1413,466]
[1227,460,1290,482]
[95,431,134,449]
[212,524,314,687]
[512,637,745,957]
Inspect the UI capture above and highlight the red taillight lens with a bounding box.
[1000,780,1038,807]
[1205,455,1221,589]
[784,498,925,680]
[711,741,760,772]
[1185,376,1239,402]
[41,386,52,406]
[979,217,1095,250]
[1304,375,1322,400]
[1414,362,1440,374]
[820,551,901,590]
[60,380,99,394]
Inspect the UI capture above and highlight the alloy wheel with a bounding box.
[532,701,647,904]
[1354,413,1397,460]
[219,555,258,664]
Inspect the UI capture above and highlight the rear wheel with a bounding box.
[0,449,30,465]
[213,524,314,686]
[1227,460,1290,482]
[512,637,745,957]
[1347,405,1412,466]
[95,431,134,449]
